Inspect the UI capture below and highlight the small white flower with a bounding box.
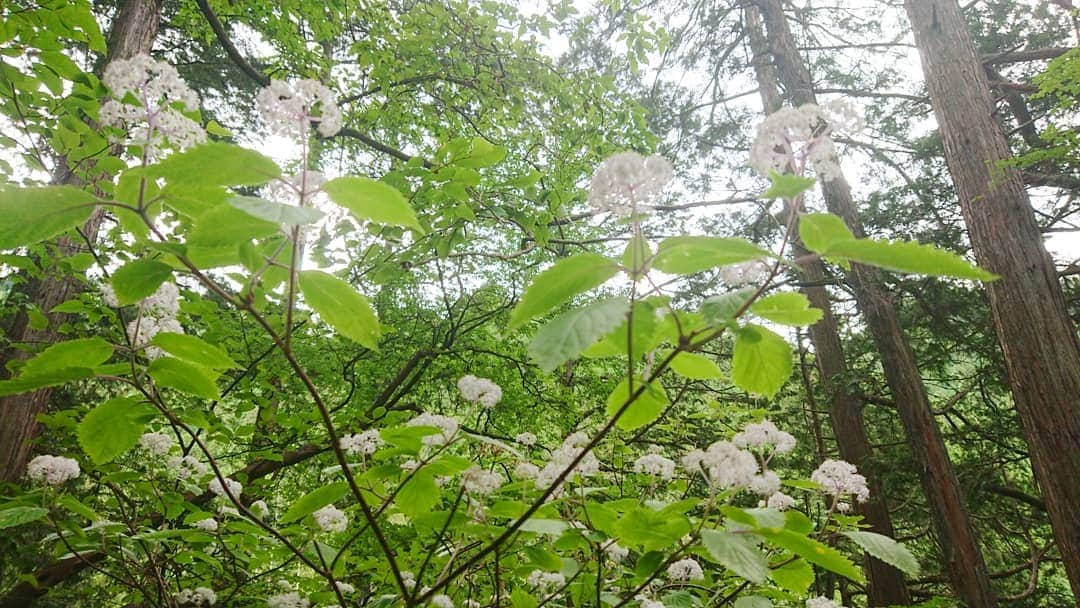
[407,413,460,446]
[527,570,566,591]
[633,453,676,480]
[167,455,207,480]
[515,432,537,446]
[733,419,796,453]
[176,586,217,606]
[811,459,869,503]
[806,597,842,608]
[720,260,770,287]
[535,432,600,490]
[208,477,242,498]
[400,570,417,590]
[430,594,454,608]
[26,455,80,486]
[313,504,347,533]
[589,151,673,216]
[257,79,342,138]
[101,284,120,308]
[139,431,174,456]
[457,374,503,408]
[836,501,852,513]
[766,491,796,511]
[603,540,629,562]
[334,581,355,595]
[684,441,759,489]
[401,459,420,473]
[194,518,218,532]
[340,429,383,456]
[513,461,540,480]
[267,591,309,608]
[749,471,781,496]
[461,466,503,495]
[666,557,704,581]
[251,500,270,519]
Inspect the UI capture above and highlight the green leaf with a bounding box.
[510,589,539,608]
[652,237,771,275]
[508,253,621,330]
[733,597,772,608]
[298,270,380,349]
[187,205,280,247]
[148,358,221,400]
[21,337,113,376]
[769,558,813,594]
[750,292,823,327]
[821,239,997,281]
[77,397,150,464]
[528,297,627,371]
[668,351,723,380]
[229,196,325,226]
[798,213,854,254]
[0,185,97,250]
[151,142,280,187]
[321,176,423,233]
[452,137,507,168]
[701,529,768,584]
[732,325,792,398]
[281,482,350,524]
[111,260,172,305]
[0,506,49,529]
[519,518,568,536]
[614,508,691,551]
[149,333,237,369]
[396,472,439,518]
[762,171,816,199]
[701,287,756,325]
[606,377,669,431]
[0,367,95,397]
[622,234,652,277]
[758,528,864,583]
[842,530,920,576]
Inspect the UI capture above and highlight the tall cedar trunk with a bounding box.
[905,0,1080,597]
[0,0,164,484]
[755,1,998,605]
[744,6,912,605]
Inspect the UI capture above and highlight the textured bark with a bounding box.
[905,0,1080,597]
[0,0,164,484]
[744,6,911,605]
[755,1,997,605]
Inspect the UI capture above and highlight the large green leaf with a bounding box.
[322,176,423,233]
[843,531,920,576]
[149,333,237,370]
[0,367,95,397]
[733,597,772,608]
[769,558,813,594]
[761,171,816,200]
[111,260,173,305]
[77,397,151,464]
[187,205,280,247]
[148,357,221,400]
[749,292,823,327]
[508,253,621,330]
[758,528,864,583]
[0,506,49,529]
[613,507,691,551]
[298,270,380,350]
[21,337,113,376]
[527,297,627,371]
[701,287,756,325]
[0,185,97,250]
[151,142,280,187]
[668,351,723,380]
[798,213,854,254]
[652,237,771,275]
[701,529,768,583]
[821,239,997,280]
[281,482,350,524]
[229,196,324,226]
[731,325,792,398]
[396,471,439,518]
[451,137,507,168]
[605,377,669,431]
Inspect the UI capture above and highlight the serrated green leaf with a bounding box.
[750,292,823,327]
[0,367,95,397]
[298,270,380,349]
[509,253,620,330]
[0,185,97,250]
[519,518,568,536]
[187,204,280,247]
[281,482,350,524]
[842,530,920,576]
[769,557,813,594]
[822,239,997,281]
[77,397,151,464]
[229,196,325,226]
[111,260,172,305]
[606,377,669,431]
[396,472,439,518]
[652,237,771,275]
[762,171,816,199]
[732,325,792,398]
[0,506,49,529]
[148,357,221,400]
[799,213,854,254]
[668,351,723,379]
[452,137,506,168]
[701,287,757,325]
[149,333,236,369]
[701,529,768,583]
[21,337,113,376]
[322,176,423,233]
[151,142,280,187]
[528,297,627,371]
[758,528,864,583]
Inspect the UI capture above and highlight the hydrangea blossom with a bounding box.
[513,461,540,480]
[603,540,629,562]
[588,151,673,216]
[194,518,218,532]
[749,471,782,496]
[267,591,310,608]
[334,582,355,595]
[633,453,676,480]
[430,595,454,608]
[176,586,217,606]
[535,432,601,490]
[806,597,842,608]
[250,500,270,519]
[139,431,173,456]
[257,79,342,138]
[99,54,206,156]
[515,432,537,446]
[340,429,383,456]
[313,504,347,533]
[666,557,705,581]
[767,491,797,511]
[720,260,770,287]
[126,282,183,359]
[811,459,870,503]
[457,374,502,408]
[461,466,503,495]
[168,455,208,480]
[208,477,242,498]
[26,455,80,486]
[748,101,861,182]
[682,441,759,489]
[637,597,664,608]
[407,413,460,446]
[527,570,566,591]
[400,570,417,590]
[733,419,797,453]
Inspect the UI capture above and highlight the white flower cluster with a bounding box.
[588,151,673,216]
[194,518,218,532]
[257,79,342,138]
[27,455,80,486]
[457,374,502,408]
[430,595,454,608]
[527,570,566,591]
[340,429,383,456]
[168,455,208,480]
[666,557,704,581]
[513,461,540,480]
[681,440,759,490]
[748,101,862,182]
[461,466,503,495]
[139,431,173,456]
[126,282,183,359]
[334,581,355,595]
[314,504,348,533]
[811,459,870,503]
[99,54,206,156]
[749,470,782,496]
[603,540,629,562]
[267,170,328,206]
[176,586,217,606]
[407,413,460,446]
[720,260,770,287]
[766,491,797,511]
[633,453,676,480]
[400,571,417,590]
[267,591,310,608]
[535,432,600,490]
[251,499,270,519]
[208,477,242,499]
[636,597,664,608]
[515,432,537,446]
[733,419,796,454]
[806,597,842,608]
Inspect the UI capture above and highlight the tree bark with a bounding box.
[0,0,164,484]
[744,6,912,605]
[904,0,1080,598]
[755,1,997,605]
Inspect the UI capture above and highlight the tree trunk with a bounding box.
[0,0,164,484]
[744,6,912,605]
[904,0,1080,597]
[755,1,997,605]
